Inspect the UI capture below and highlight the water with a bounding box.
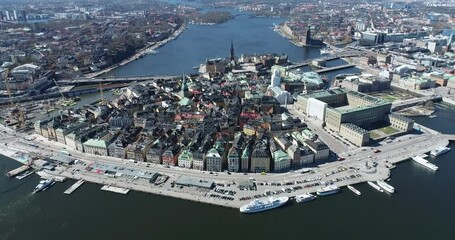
[108,14,321,77]
[1,14,453,240]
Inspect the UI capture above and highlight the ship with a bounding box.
[430,146,450,157]
[377,180,395,194]
[295,193,316,203]
[239,196,289,214]
[15,170,34,180]
[367,181,384,192]
[33,179,55,193]
[412,156,438,171]
[316,185,340,196]
[347,185,361,196]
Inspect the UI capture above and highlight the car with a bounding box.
[373,149,381,153]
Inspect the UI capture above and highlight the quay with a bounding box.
[5,165,30,178]
[64,179,85,195]
[36,170,67,182]
[101,185,130,194]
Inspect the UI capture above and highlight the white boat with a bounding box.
[430,146,450,157]
[316,185,340,196]
[412,156,438,171]
[367,181,383,192]
[295,193,316,203]
[240,197,289,214]
[320,48,329,55]
[33,179,55,193]
[347,185,361,196]
[377,180,395,194]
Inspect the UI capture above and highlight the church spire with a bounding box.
[230,40,235,62]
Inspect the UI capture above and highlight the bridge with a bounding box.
[391,95,443,111]
[58,75,181,86]
[315,64,355,74]
[288,50,363,70]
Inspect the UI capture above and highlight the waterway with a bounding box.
[1,12,452,240]
[1,103,454,239]
[106,13,360,79]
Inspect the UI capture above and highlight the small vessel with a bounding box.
[377,180,395,194]
[239,196,289,214]
[430,146,450,157]
[367,181,384,192]
[15,170,34,180]
[316,185,340,196]
[33,179,55,193]
[347,185,361,196]
[412,156,438,171]
[295,193,316,203]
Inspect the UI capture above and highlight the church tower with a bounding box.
[230,40,235,62]
[180,73,189,98]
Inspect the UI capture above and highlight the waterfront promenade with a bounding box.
[1,120,453,209]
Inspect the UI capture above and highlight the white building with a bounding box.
[205,148,222,172]
[178,149,193,169]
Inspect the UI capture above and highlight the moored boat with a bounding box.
[367,181,383,192]
[377,180,395,194]
[347,185,361,196]
[412,156,438,171]
[316,185,340,196]
[295,193,316,203]
[240,196,289,214]
[430,146,450,157]
[33,179,55,193]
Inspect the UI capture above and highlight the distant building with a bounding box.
[205,148,222,172]
[273,150,291,172]
[178,149,193,169]
[250,140,270,173]
[162,145,181,166]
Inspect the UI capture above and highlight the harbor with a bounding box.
[101,185,130,195]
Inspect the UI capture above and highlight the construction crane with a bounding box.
[3,69,25,128]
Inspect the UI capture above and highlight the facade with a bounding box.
[304,140,329,161]
[389,113,414,132]
[178,149,193,169]
[192,151,205,171]
[273,150,291,172]
[250,140,270,173]
[83,139,109,156]
[205,148,222,172]
[162,145,181,166]
[339,123,370,146]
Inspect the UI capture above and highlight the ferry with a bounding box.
[430,146,450,157]
[239,196,289,214]
[347,185,361,196]
[33,179,55,193]
[295,193,316,203]
[412,156,439,171]
[316,185,340,196]
[367,181,384,192]
[377,180,395,194]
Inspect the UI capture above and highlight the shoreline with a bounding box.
[272,24,304,47]
[85,21,188,78]
[1,122,452,210]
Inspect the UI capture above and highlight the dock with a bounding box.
[101,185,130,194]
[5,165,30,178]
[64,179,85,194]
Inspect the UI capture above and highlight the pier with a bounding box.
[101,185,130,194]
[5,165,30,178]
[64,179,85,194]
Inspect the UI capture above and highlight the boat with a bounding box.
[295,193,316,203]
[367,181,383,192]
[430,146,450,157]
[15,170,34,180]
[239,196,289,214]
[316,185,340,196]
[33,179,55,193]
[347,185,361,196]
[320,48,329,55]
[412,156,438,171]
[377,180,395,194]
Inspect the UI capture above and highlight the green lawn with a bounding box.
[378,126,400,135]
[381,95,398,102]
[369,131,381,139]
